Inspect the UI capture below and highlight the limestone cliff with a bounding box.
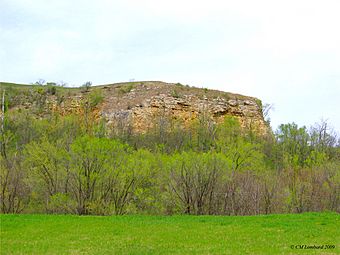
[0,81,268,134]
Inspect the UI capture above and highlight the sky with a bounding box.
[1,0,339,133]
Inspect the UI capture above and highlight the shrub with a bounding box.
[119,83,134,94]
[46,85,57,95]
[255,98,263,109]
[89,89,104,108]
[171,89,180,98]
[47,193,77,214]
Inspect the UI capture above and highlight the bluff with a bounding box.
[0,81,268,134]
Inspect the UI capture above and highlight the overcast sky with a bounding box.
[1,0,339,132]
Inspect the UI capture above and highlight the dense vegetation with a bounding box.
[0,84,339,215]
[1,213,338,254]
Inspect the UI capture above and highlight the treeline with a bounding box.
[0,108,339,215]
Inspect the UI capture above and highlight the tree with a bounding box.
[81,81,92,92]
[216,117,264,172]
[166,151,225,215]
[25,139,69,198]
[309,120,338,160]
[34,79,46,86]
[69,136,128,214]
[100,150,148,215]
[262,103,274,125]
[0,153,28,213]
[275,123,310,168]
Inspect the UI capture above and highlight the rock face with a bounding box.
[98,81,268,134]
[1,81,268,134]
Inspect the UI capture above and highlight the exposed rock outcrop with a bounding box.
[98,81,268,134]
[1,81,269,134]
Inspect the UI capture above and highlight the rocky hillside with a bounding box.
[0,81,268,134]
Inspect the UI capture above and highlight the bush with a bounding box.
[89,89,104,108]
[46,85,57,95]
[171,89,180,98]
[47,193,77,214]
[118,83,134,94]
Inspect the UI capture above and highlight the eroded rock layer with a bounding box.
[2,81,269,134]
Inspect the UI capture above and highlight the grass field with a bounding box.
[1,213,339,254]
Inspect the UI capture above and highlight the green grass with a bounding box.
[0,82,34,91]
[1,213,339,255]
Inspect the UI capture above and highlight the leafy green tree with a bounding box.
[105,150,152,215]
[69,136,129,214]
[216,117,265,173]
[275,123,310,168]
[25,138,69,197]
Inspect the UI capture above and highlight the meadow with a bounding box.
[1,212,339,254]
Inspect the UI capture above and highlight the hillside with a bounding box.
[1,81,339,217]
[0,81,268,134]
